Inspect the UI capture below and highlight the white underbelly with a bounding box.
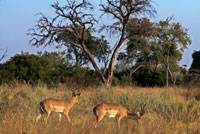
[105,110,118,117]
[51,106,65,112]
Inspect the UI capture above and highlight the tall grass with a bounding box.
[0,84,200,134]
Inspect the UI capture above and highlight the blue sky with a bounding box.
[0,0,200,68]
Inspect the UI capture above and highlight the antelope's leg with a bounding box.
[36,114,41,122]
[116,116,122,128]
[44,111,51,124]
[94,114,105,128]
[64,111,71,123]
[59,113,62,122]
[93,116,98,128]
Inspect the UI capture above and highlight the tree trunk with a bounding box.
[166,57,169,88]
[168,68,176,87]
[81,42,115,89]
[104,78,112,88]
[105,25,126,88]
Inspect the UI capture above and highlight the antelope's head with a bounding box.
[71,89,81,103]
[136,104,146,125]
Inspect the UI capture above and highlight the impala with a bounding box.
[93,103,146,128]
[36,89,81,124]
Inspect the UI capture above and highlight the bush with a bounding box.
[133,68,165,87]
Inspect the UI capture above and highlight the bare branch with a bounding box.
[0,49,7,62]
[27,0,97,48]
[130,64,144,75]
[100,0,156,35]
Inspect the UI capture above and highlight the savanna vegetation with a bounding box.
[0,84,200,134]
[0,0,200,133]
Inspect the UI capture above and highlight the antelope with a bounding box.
[36,89,81,124]
[93,103,146,128]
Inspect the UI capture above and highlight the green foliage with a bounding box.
[133,68,165,87]
[63,65,100,88]
[190,50,200,70]
[0,52,51,84]
[119,75,132,86]
[116,18,191,87]
[0,52,101,88]
[188,50,200,86]
[57,30,111,66]
[116,18,155,72]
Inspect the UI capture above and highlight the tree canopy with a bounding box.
[116,18,191,87]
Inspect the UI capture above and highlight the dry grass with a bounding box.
[0,84,200,134]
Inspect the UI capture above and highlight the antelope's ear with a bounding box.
[71,89,76,96]
[77,93,81,96]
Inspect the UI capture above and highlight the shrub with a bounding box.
[133,68,165,87]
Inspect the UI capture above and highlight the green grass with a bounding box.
[0,84,200,134]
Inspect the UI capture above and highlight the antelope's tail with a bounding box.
[93,105,99,116]
[39,101,46,114]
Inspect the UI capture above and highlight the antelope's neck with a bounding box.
[67,97,77,108]
[127,112,139,119]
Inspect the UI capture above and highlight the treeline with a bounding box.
[0,51,199,88]
[0,52,100,88]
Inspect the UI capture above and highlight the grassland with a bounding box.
[0,84,200,134]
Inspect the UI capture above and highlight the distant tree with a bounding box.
[156,18,191,87]
[116,18,156,80]
[0,51,101,87]
[190,50,200,73]
[0,52,51,84]
[39,51,73,86]
[27,0,156,88]
[116,18,191,87]
[187,50,200,86]
[133,67,165,87]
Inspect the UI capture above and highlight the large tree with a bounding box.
[27,0,156,87]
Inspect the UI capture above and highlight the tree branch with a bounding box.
[0,49,7,62]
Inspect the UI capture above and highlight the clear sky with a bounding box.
[0,0,200,68]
